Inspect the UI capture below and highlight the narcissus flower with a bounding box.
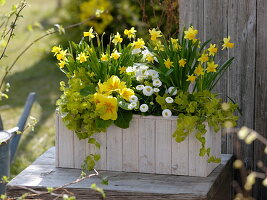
[194,65,205,76]
[198,53,209,63]
[178,58,186,67]
[120,88,134,101]
[111,50,121,60]
[208,44,218,56]
[222,36,234,50]
[124,27,136,39]
[76,52,88,63]
[187,74,197,83]
[118,66,127,74]
[171,38,181,50]
[206,61,218,72]
[184,26,198,40]
[132,38,145,49]
[100,53,109,61]
[56,50,67,60]
[51,46,61,55]
[58,60,66,69]
[164,58,173,69]
[112,32,123,45]
[83,27,95,39]
[149,28,162,41]
[94,94,118,120]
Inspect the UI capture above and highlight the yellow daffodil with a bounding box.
[132,38,145,49]
[119,66,127,74]
[171,38,181,50]
[198,53,209,63]
[58,60,66,69]
[208,44,218,56]
[112,32,123,45]
[98,75,126,94]
[76,52,89,63]
[101,53,109,61]
[83,27,95,40]
[184,26,198,40]
[186,74,197,83]
[164,58,174,69]
[51,46,61,56]
[146,54,154,63]
[94,93,118,120]
[178,58,187,67]
[120,88,134,101]
[111,50,121,60]
[56,50,67,60]
[194,65,205,76]
[154,40,164,51]
[124,27,136,39]
[206,61,218,72]
[222,36,234,50]
[149,28,162,41]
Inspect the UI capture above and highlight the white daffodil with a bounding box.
[143,86,154,96]
[168,87,177,96]
[153,78,162,87]
[129,95,138,103]
[132,48,141,54]
[136,85,144,90]
[165,97,174,103]
[162,109,172,118]
[140,104,149,112]
[153,88,160,93]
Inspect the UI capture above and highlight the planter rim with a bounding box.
[0,131,13,146]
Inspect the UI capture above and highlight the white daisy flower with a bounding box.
[168,87,177,96]
[140,104,149,112]
[153,79,162,87]
[165,97,174,103]
[136,85,144,90]
[162,109,172,118]
[143,86,154,96]
[148,70,159,79]
[129,95,138,103]
[153,88,160,93]
[128,102,137,110]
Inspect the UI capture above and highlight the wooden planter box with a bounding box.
[55,114,221,177]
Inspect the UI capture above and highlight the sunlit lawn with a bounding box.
[0,0,67,176]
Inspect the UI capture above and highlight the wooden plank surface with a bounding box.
[7,147,233,200]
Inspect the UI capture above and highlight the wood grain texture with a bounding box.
[73,134,86,169]
[7,148,233,200]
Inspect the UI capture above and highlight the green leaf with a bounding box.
[95,118,113,129]
[83,155,95,170]
[93,154,101,161]
[114,108,133,129]
[91,183,106,198]
[88,138,101,149]
[101,177,109,185]
[80,85,96,96]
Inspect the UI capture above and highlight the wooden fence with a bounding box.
[179,0,266,198]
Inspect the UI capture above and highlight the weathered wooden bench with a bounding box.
[7,147,233,199]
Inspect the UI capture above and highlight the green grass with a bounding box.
[0,0,67,176]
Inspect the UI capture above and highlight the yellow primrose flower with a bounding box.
[112,32,123,45]
[187,74,197,83]
[111,50,121,60]
[149,28,162,41]
[178,58,187,67]
[164,58,174,69]
[119,66,127,74]
[124,27,136,39]
[94,93,118,120]
[222,36,234,50]
[194,65,205,76]
[171,38,181,50]
[51,46,61,56]
[146,54,155,63]
[184,26,198,40]
[83,27,95,39]
[120,88,134,101]
[132,38,145,49]
[58,60,66,69]
[101,53,109,61]
[76,52,89,63]
[198,53,209,63]
[56,50,67,60]
[208,44,218,56]
[98,75,126,94]
[206,61,218,72]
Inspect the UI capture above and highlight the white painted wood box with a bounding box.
[55,114,221,177]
